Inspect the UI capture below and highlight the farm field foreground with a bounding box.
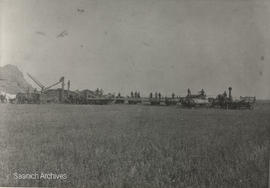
[0,103,269,187]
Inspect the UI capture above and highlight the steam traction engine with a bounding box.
[211,87,256,110]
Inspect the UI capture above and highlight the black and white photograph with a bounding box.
[0,0,269,187]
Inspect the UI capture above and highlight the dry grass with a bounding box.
[0,103,269,187]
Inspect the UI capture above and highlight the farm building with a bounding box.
[41,89,82,104]
[41,89,64,103]
[80,89,96,99]
[16,92,39,104]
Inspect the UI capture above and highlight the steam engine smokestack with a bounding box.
[228,87,232,100]
[67,80,70,98]
[67,80,70,91]
[61,77,65,103]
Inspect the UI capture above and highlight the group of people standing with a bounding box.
[187,88,206,97]
[149,92,176,99]
[130,91,141,98]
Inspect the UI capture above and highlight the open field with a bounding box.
[0,103,269,187]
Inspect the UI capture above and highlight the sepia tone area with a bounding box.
[0,0,270,187]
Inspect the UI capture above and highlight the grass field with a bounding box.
[0,103,269,187]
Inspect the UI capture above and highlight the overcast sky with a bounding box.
[1,0,270,98]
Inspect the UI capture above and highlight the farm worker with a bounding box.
[158,92,161,99]
[223,91,227,98]
[131,91,134,98]
[149,92,153,98]
[201,89,205,96]
[187,88,191,96]
[95,88,100,96]
[172,93,175,99]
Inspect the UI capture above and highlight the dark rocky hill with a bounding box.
[0,64,33,94]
